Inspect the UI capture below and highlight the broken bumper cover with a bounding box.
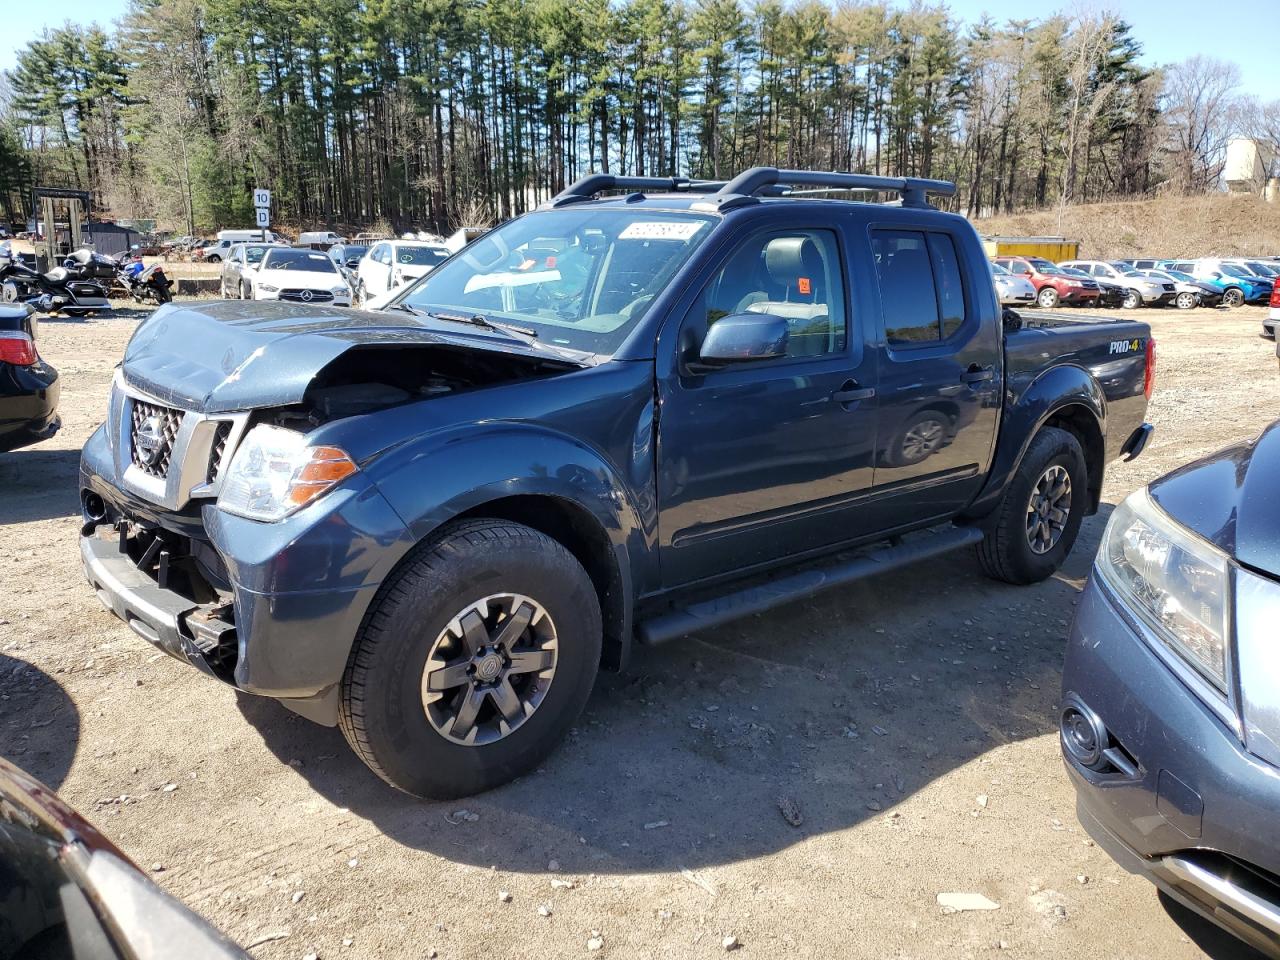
[79,423,416,715]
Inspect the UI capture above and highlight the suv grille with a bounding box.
[130,400,182,478]
[279,289,334,303]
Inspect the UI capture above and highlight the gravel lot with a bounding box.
[2,302,1277,959]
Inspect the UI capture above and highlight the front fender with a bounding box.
[369,421,651,598]
[966,364,1106,520]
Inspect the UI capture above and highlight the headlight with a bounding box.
[218,424,357,522]
[331,285,348,294]
[1097,487,1229,693]
[258,283,279,293]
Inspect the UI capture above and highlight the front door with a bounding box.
[866,227,1000,528]
[656,223,880,587]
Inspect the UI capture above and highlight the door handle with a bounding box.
[832,380,876,404]
[961,364,994,384]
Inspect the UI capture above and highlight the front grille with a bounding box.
[130,400,182,478]
[279,289,335,303]
[207,421,233,483]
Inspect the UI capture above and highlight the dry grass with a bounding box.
[972,193,1280,260]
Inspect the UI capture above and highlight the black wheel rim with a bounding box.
[420,593,559,746]
[1026,464,1072,555]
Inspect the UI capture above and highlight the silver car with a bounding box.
[219,243,282,299]
[991,260,1037,305]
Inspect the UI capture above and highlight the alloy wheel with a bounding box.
[1026,464,1072,555]
[420,593,558,746]
[901,417,947,463]
[1176,292,1195,310]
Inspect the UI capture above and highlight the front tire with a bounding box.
[355,281,367,307]
[240,280,251,300]
[339,519,602,799]
[1036,286,1059,308]
[1223,287,1245,308]
[1122,289,1141,309]
[976,426,1088,585]
[1175,291,1196,310]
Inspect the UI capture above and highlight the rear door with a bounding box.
[866,226,1000,527]
[656,214,880,586]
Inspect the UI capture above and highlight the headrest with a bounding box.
[763,237,820,289]
[68,249,93,264]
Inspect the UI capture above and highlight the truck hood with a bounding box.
[121,300,590,413]
[1148,420,1280,578]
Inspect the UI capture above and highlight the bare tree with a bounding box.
[1162,55,1242,193]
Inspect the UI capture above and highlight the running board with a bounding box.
[637,526,985,646]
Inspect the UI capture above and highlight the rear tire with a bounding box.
[1036,286,1059,308]
[1223,287,1245,308]
[977,426,1088,585]
[339,519,602,799]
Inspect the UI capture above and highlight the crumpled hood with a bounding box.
[121,300,580,414]
[1149,420,1280,578]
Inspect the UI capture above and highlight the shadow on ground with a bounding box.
[0,449,82,524]
[0,656,80,790]
[1158,891,1269,959]
[236,507,1115,877]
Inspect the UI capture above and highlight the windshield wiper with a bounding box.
[424,310,538,340]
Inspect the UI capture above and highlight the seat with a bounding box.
[744,236,832,355]
[43,267,68,283]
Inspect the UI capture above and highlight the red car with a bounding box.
[993,256,1100,308]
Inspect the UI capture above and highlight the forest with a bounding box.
[0,0,1270,234]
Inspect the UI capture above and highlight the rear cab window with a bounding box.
[871,229,968,346]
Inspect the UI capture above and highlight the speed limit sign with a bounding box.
[253,188,271,208]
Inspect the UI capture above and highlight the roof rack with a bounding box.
[541,176,727,209]
[699,167,957,211]
[540,167,957,212]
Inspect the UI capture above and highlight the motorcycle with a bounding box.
[0,247,112,316]
[115,252,173,304]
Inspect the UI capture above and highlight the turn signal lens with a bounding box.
[289,447,357,504]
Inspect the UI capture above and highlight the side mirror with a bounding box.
[697,312,789,366]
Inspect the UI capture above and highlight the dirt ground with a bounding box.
[2,301,1277,960]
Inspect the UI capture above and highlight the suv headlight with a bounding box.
[258,283,279,293]
[330,284,348,294]
[1097,488,1229,693]
[218,424,357,522]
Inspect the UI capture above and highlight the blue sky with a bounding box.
[2,0,1276,99]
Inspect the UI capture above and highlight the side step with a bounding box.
[637,525,985,646]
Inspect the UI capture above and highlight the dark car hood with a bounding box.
[121,301,588,413]
[1149,421,1280,577]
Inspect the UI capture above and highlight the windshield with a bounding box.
[262,249,337,273]
[395,245,450,267]
[396,209,716,354]
[990,262,1010,276]
[1060,267,1088,278]
[1246,261,1278,277]
[1220,264,1253,279]
[243,245,273,264]
[1028,258,1064,275]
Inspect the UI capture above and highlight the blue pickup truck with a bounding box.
[79,169,1155,798]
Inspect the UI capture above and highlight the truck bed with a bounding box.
[1003,308,1152,464]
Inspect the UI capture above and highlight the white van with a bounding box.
[216,229,276,244]
[298,231,346,248]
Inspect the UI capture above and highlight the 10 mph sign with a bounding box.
[253,188,271,208]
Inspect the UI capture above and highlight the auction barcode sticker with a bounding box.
[619,221,704,241]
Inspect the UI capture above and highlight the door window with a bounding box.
[872,230,968,345]
[686,229,847,359]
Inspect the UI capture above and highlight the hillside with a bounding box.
[971,193,1280,260]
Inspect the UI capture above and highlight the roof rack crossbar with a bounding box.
[717,167,956,209]
[545,175,727,208]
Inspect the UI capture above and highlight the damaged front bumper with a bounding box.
[79,422,416,724]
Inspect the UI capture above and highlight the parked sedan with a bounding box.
[1060,260,1178,309]
[1137,269,1221,309]
[990,260,1036,305]
[240,247,353,306]
[218,242,283,299]
[0,304,59,452]
[354,239,451,305]
[991,256,1100,308]
[0,756,248,958]
[1062,421,1280,959]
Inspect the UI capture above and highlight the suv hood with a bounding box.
[1149,420,1280,578]
[121,300,588,413]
